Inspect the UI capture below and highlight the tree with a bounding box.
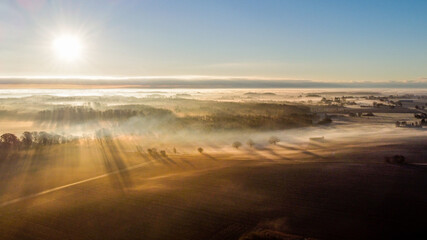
[21,131,33,147]
[232,141,242,149]
[60,135,68,144]
[268,136,280,145]
[52,134,61,144]
[31,132,39,144]
[373,101,378,107]
[247,139,255,148]
[197,147,204,153]
[38,131,51,145]
[160,150,167,157]
[0,133,20,148]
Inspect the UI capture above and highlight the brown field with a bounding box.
[0,134,426,240]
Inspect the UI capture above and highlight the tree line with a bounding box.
[37,106,173,123]
[178,113,314,130]
[0,131,78,149]
[35,106,317,131]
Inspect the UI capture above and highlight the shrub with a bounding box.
[232,141,242,149]
[268,136,280,145]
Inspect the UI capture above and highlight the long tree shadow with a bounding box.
[160,154,180,167]
[179,157,196,168]
[277,143,325,159]
[147,149,180,167]
[201,152,218,161]
[255,146,292,161]
[246,147,275,162]
[0,148,27,197]
[21,145,54,195]
[166,149,195,168]
[149,149,169,165]
[97,137,133,190]
[98,140,121,189]
[307,141,327,149]
[136,146,153,165]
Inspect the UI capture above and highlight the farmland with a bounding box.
[0,89,426,239]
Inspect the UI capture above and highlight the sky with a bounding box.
[1,0,427,83]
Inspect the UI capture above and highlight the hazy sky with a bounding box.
[1,0,427,82]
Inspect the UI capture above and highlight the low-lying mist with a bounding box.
[1,88,425,153]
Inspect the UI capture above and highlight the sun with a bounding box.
[52,34,83,61]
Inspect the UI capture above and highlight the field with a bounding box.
[0,88,426,239]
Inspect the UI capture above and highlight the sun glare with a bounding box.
[52,34,82,61]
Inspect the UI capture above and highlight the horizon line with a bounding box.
[0,75,425,83]
[0,75,426,89]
